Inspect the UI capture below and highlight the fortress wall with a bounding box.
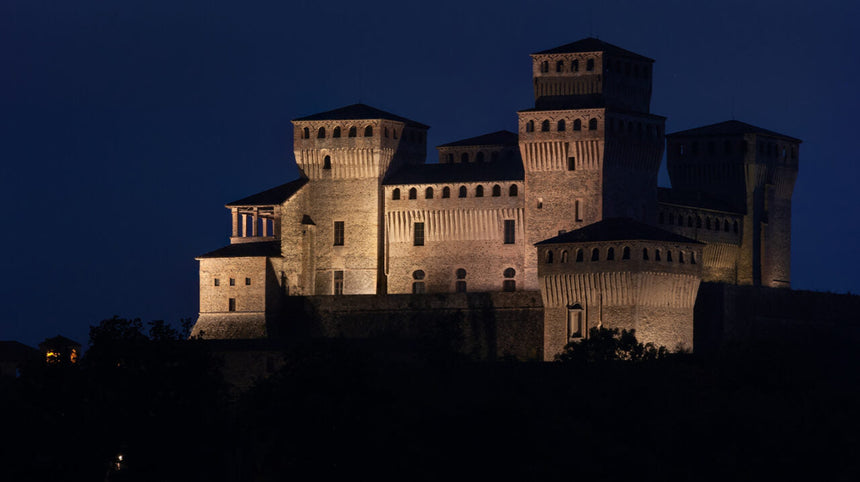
[199,257,269,314]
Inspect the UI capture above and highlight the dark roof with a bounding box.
[0,341,38,362]
[658,188,746,215]
[437,130,518,148]
[534,37,653,61]
[667,120,801,143]
[383,159,524,185]
[197,241,281,259]
[519,103,666,120]
[226,178,308,207]
[293,103,429,128]
[535,218,702,246]
[40,335,81,348]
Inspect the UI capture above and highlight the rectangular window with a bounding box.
[228,298,236,312]
[575,200,583,222]
[333,270,344,295]
[503,280,516,292]
[567,157,576,171]
[214,278,220,287]
[414,222,424,246]
[245,277,251,286]
[333,221,344,246]
[455,281,467,293]
[568,308,584,339]
[229,278,235,286]
[504,220,515,244]
[412,281,425,294]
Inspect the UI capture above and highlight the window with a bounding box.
[586,58,594,71]
[492,185,501,197]
[245,277,251,285]
[228,298,236,311]
[229,278,235,286]
[414,222,424,246]
[348,126,357,137]
[509,185,518,197]
[622,247,630,260]
[560,250,569,263]
[696,216,702,228]
[476,152,485,162]
[504,220,515,244]
[526,120,534,132]
[588,118,597,131]
[475,185,483,197]
[659,212,664,224]
[302,127,309,139]
[456,268,467,293]
[667,251,673,262]
[393,129,398,139]
[575,200,583,222]
[546,250,554,263]
[333,221,344,246]
[573,119,581,131]
[567,157,576,171]
[323,155,331,170]
[572,59,579,72]
[442,186,451,198]
[568,304,584,339]
[447,153,454,163]
[333,127,341,138]
[655,249,662,261]
[643,248,649,260]
[384,127,389,138]
[541,61,549,73]
[688,216,693,227]
[459,186,467,198]
[461,153,469,163]
[575,249,583,262]
[412,270,425,294]
[591,248,599,261]
[724,220,730,232]
[679,252,685,264]
[556,60,564,72]
[425,187,434,199]
[537,198,543,209]
[317,127,326,138]
[558,120,566,131]
[541,120,550,132]
[691,252,697,264]
[733,220,739,233]
[214,278,220,287]
[503,268,516,292]
[409,188,417,199]
[607,247,615,261]
[333,270,344,295]
[364,125,373,137]
[392,188,400,200]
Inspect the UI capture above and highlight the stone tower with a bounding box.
[519,38,665,289]
[665,121,800,287]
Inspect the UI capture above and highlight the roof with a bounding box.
[519,103,666,120]
[437,130,518,148]
[383,159,524,185]
[667,120,801,143]
[226,178,308,207]
[534,37,653,62]
[658,188,746,215]
[535,218,703,246]
[293,103,429,129]
[0,341,38,362]
[197,241,282,259]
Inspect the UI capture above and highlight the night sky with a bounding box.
[2,0,858,347]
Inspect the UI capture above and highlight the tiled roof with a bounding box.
[383,159,524,185]
[197,241,281,259]
[437,130,518,148]
[534,37,653,61]
[658,188,746,215]
[667,120,801,143]
[226,178,308,207]
[293,103,429,128]
[535,218,702,245]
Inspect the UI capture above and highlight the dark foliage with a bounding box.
[554,326,669,363]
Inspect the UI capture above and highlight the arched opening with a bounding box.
[622,246,630,260]
[459,186,467,198]
[393,129,398,139]
[323,155,331,170]
[408,188,417,200]
[666,250,673,262]
[733,220,739,233]
[688,216,693,227]
[561,250,569,263]
[606,247,615,261]
[392,188,400,200]
[456,268,467,293]
[348,126,357,137]
[412,270,426,294]
[572,60,579,72]
[317,127,326,138]
[724,220,730,232]
[425,187,434,199]
[447,153,454,163]
[586,58,594,71]
[573,119,582,131]
[546,250,554,264]
[491,151,499,162]
[475,185,484,197]
[706,218,712,230]
[541,120,550,132]
[668,213,674,225]
[333,127,341,138]
[461,153,469,163]
[655,249,662,261]
[302,127,309,139]
[591,248,599,261]
[696,216,702,228]
[588,118,597,131]
[526,120,534,132]
[509,184,518,197]
[384,127,389,138]
[643,248,649,260]
[558,119,566,131]
[541,61,549,73]
[364,125,373,137]
[442,186,451,198]
[679,251,685,263]
[556,60,564,72]
[492,185,501,197]
[476,152,485,162]
[576,249,584,262]
[690,252,697,264]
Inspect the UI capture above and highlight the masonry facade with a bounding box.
[192,38,800,359]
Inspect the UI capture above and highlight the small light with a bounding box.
[118,454,123,461]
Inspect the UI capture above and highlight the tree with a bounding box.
[555,326,668,363]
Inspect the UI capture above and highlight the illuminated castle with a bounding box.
[192,38,800,359]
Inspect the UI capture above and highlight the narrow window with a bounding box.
[688,216,693,227]
[442,187,451,198]
[558,120,566,131]
[455,268,467,293]
[591,248,599,261]
[364,125,373,137]
[245,277,251,286]
[573,119,581,131]
[475,185,483,197]
[503,268,516,292]
[229,278,235,286]
[384,127,389,138]
[575,249,584,262]
[302,127,309,139]
[586,58,594,71]
[214,278,220,287]
[622,247,630,260]
[588,118,597,131]
[724,220,730,232]
[323,155,331,170]
[572,59,579,72]
[541,61,549,73]
[393,129,398,139]
[667,251,673,262]
[541,120,550,132]
[526,120,534,132]
[733,220,739,233]
[228,298,236,311]
[568,305,584,339]
[546,250,554,264]
[504,220,515,244]
[655,250,662,261]
[560,250,569,263]
[461,153,469,163]
[568,157,576,171]
[537,198,543,209]
[691,252,697,264]
[333,221,344,246]
[392,188,401,200]
[317,127,326,138]
[556,60,564,72]
[509,185,518,197]
[447,153,454,163]
[425,187,434,199]
[492,185,501,197]
[333,271,344,295]
[476,152,485,162]
[409,188,417,199]
[575,200,583,222]
[459,186,467,198]
[679,252,685,264]
[333,127,341,138]
[696,216,702,228]
[348,126,357,137]
[413,222,424,246]
[706,217,712,230]
[643,248,649,260]
[412,270,425,294]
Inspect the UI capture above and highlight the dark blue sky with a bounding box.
[2,0,858,347]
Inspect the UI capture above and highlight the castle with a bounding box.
[192,38,800,360]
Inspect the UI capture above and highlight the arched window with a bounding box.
[317,127,326,138]
[509,185,518,197]
[442,186,451,198]
[526,120,535,132]
[688,216,693,227]
[556,60,564,72]
[733,220,739,233]
[425,187,434,199]
[666,251,673,262]
[475,185,484,197]
[588,118,598,131]
[546,250,554,263]
[492,185,501,197]
[348,126,357,137]
[384,127,389,138]
[575,249,584,262]
[333,127,341,138]
[408,188,417,199]
[447,153,454,163]
[573,119,582,131]
[413,270,425,279]
[678,215,684,226]
[461,153,469,163]
[541,61,549,73]
[572,60,579,72]
[591,248,599,261]
[724,220,730,232]
[323,155,331,170]
[586,58,594,71]
[607,247,615,261]
[504,268,516,278]
[622,246,630,260]
[706,218,712,230]
[561,250,569,263]
[392,188,400,200]
[302,127,309,139]
[558,119,566,131]
[455,268,467,293]
[643,248,649,260]
[690,252,697,264]
[655,249,661,261]
[679,251,685,263]
[503,268,516,292]
[364,125,373,137]
[476,151,485,162]
[541,120,550,132]
[393,129,398,139]
[459,186,467,198]
[456,268,466,279]
[696,216,702,228]
[412,270,426,294]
